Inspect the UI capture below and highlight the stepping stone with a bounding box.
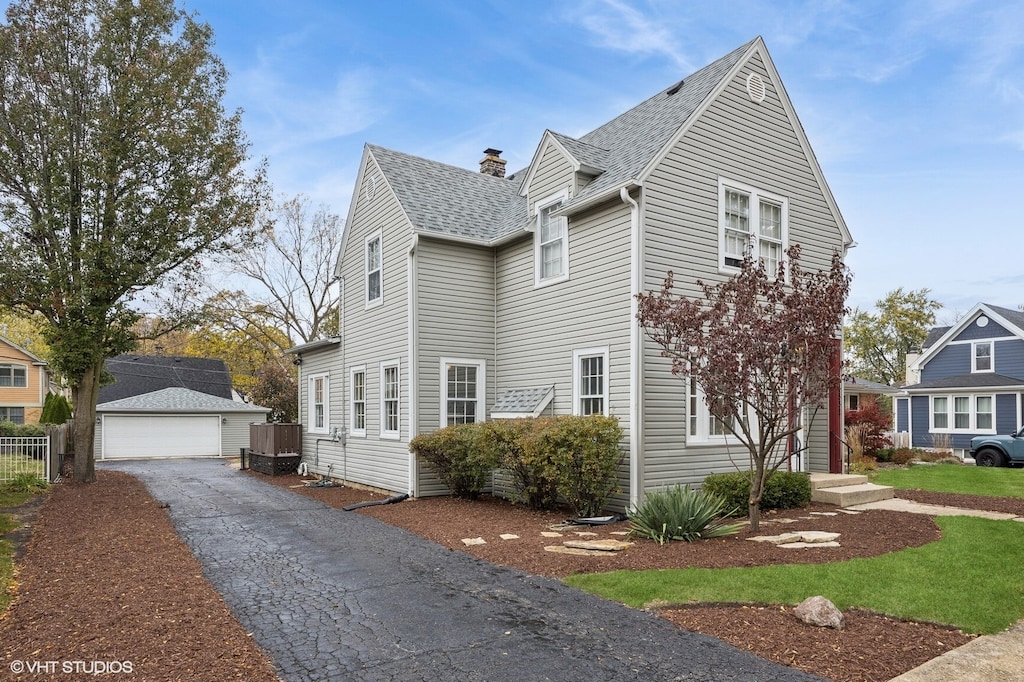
[779,541,841,549]
[563,538,633,552]
[572,531,599,537]
[748,531,840,545]
[810,511,838,517]
[541,531,563,538]
[838,509,861,515]
[609,531,631,536]
[461,537,486,546]
[499,534,519,540]
[544,545,609,556]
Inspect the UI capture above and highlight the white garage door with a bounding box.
[103,415,221,459]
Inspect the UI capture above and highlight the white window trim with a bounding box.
[533,189,570,288]
[572,347,609,416]
[349,366,366,437]
[929,393,997,434]
[972,341,994,373]
[717,178,789,277]
[365,230,383,309]
[380,360,400,440]
[307,373,330,435]
[687,372,757,445]
[439,357,486,428]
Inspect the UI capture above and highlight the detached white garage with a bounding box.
[96,387,271,460]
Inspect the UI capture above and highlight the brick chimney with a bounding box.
[479,148,506,178]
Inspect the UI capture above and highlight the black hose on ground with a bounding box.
[343,493,410,511]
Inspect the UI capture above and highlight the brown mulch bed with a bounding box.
[0,471,280,682]
[7,468,1022,682]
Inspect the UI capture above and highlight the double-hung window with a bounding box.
[973,342,992,372]
[535,191,569,286]
[687,371,750,443]
[573,347,609,416]
[0,363,27,387]
[380,361,400,438]
[0,407,24,424]
[365,231,382,308]
[350,367,366,436]
[441,358,485,426]
[719,179,788,275]
[930,393,995,433]
[308,374,329,434]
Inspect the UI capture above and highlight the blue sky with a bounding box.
[184,0,1024,320]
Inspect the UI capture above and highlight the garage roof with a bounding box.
[97,387,270,413]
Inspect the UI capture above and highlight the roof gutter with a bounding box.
[552,180,641,218]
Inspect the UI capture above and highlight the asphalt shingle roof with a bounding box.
[366,38,757,244]
[904,373,1024,391]
[98,355,234,403]
[96,387,269,412]
[491,386,554,417]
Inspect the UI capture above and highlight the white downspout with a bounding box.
[620,186,642,510]
[407,234,419,497]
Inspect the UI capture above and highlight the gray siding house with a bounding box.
[896,303,1024,458]
[288,37,854,509]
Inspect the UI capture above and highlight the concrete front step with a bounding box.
[808,472,869,490]
[812,482,895,507]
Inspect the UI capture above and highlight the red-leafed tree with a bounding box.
[844,396,893,456]
[636,246,850,531]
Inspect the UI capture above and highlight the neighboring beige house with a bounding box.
[288,37,854,510]
[0,335,51,424]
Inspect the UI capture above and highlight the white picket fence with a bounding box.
[0,436,49,483]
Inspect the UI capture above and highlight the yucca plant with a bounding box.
[628,485,744,545]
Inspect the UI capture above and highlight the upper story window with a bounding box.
[719,179,788,275]
[534,191,569,287]
[380,360,400,439]
[573,347,609,416]
[442,358,485,427]
[0,363,27,388]
[973,342,992,372]
[308,374,329,434]
[365,231,382,308]
[350,367,366,437]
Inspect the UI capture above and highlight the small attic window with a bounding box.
[746,73,766,103]
[976,315,989,328]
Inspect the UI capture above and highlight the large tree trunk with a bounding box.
[71,360,104,483]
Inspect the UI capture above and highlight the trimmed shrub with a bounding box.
[874,447,895,463]
[0,421,45,437]
[701,469,811,514]
[39,392,73,425]
[628,485,744,544]
[892,447,928,466]
[482,418,558,510]
[528,415,623,517]
[409,422,497,499]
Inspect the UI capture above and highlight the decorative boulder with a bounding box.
[793,596,845,630]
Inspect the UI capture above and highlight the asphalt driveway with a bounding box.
[104,459,821,681]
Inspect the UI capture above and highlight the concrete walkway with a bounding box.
[104,459,819,682]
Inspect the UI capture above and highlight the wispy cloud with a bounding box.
[566,0,693,71]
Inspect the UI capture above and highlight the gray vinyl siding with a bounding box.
[414,237,496,496]
[495,198,633,510]
[639,52,846,487]
[921,344,969,383]
[301,153,412,494]
[526,140,575,213]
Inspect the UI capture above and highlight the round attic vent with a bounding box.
[977,315,989,328]
[746,73,766,103]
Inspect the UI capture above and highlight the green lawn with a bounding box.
[872,463,1024,498]
[566,516,1024,634]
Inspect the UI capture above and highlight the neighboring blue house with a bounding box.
[896,303,1024,458]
